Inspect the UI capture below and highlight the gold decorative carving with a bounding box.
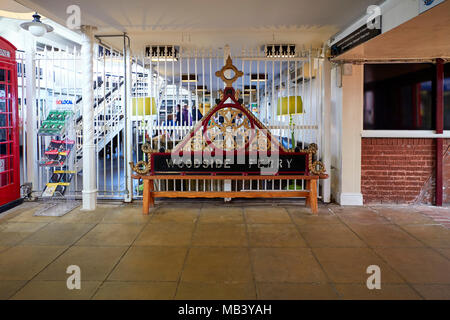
[295,143,326,175]
[215,56,244,87]
[129,143,154,175]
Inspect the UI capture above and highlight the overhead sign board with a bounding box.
[331,19,382,57]
[419,0,446,13]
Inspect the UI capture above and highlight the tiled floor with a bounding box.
[0,201,449,300]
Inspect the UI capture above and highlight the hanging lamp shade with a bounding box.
[132,97,157,116]
[20,13,53,37]
[277,96,303,116]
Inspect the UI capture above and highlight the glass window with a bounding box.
[364,63,435,130]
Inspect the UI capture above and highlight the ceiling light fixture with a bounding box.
[196,85,208,92]
[182,74,197,83]
[265,44,296,58]
[251,74,267,82]
[146,45,179,62]
[244,85,257,92]
[20,12,53,37]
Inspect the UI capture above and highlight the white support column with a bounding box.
[338,64,364,206]
[25,36,38,190]
[124,37,133,202]
[81,26,97,210]
[321,59,332,203]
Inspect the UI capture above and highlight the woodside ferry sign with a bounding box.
[151,152,308,175]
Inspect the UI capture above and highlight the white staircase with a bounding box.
[74,73,149,172]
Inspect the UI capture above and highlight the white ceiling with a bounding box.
[13,0,382,53]
[1,0,31,12]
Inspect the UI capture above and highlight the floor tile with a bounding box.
[0,203,41,222]
[251,248,327,283]
[150,208,199,224]
[0,222,48,246]
[0,246,67,280]
[244,207,291,224]
[289,209,342,226]
[108,247,187,281]
[335,284,421,300]
[313,247,404,284]
[10,280,101,300]
[374,248,450,284]
[192,224,247,247]
[176,282,256,300]
[299,224,367,248]
[374,207,435,225]
[134,223,194,247]
[101,206,150,224]
[181,248,252,283]
[435,248,450,259]
[36,246,127,281]
[334,209,390,225]
[247,224,307,247]
[257,282,338,300]
[54,207,108,224]
[93,281,177,300]
[347,223,424,248]
[331,207,376,216]
[75,223,144,246]
[0,281,27,299]
[20,223,95,246]
[401,225,450,248]
[198,207,244,224]
[0,221,48,233]
[412,284,450,300]
[7,207,58,223]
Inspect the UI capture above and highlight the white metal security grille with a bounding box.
[130,46,324,199]
[18,44,326,201]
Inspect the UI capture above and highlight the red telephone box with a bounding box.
[0,37,20,210]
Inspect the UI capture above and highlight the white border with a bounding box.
[362,130,450,138]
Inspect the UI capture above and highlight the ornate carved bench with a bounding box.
[130,56,328,215]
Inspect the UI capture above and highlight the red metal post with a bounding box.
[435,58,444,206]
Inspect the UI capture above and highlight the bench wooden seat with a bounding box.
[132,174,328,215]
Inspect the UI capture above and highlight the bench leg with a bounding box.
[143,180,150,215]
[309,179,318,214]
[149,180,155,207]
[305,181,311,207]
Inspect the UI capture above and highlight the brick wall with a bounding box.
[361,138,438,204]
